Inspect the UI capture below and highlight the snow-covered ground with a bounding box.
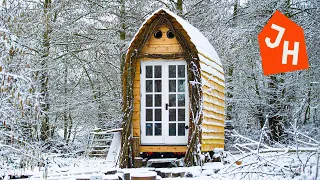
[1,150,319,180]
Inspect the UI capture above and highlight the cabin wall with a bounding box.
[131,25,225,153]
[140,25,183,54]
[133,25,185,152]
[200,54,225,151]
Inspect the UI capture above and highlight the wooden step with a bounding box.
[91,139,112,142]
[90,149,108,152]
[89,145,110,148]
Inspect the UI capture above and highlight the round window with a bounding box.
[154,30,162,39]
[166,30,175,39]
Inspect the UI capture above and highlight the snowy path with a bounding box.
[1,151,319,180]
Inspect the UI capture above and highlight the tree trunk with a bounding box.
[66,113,73,145]
[303,86,311,125]
[63,63,68,140]
[176,0,183,16]
[267,75,284,142]
[40,0,52,141]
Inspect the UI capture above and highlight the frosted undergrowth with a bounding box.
[1,151,319,180]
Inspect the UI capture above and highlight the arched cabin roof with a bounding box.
[125,8,223,75]
[120,9,226,160]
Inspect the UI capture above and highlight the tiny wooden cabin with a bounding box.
[121,9,225,165]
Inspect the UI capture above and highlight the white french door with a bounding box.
[141,60,189,145]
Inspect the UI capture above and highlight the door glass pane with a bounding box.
[146,94,153,107]
[155,123,162,136]
[155,80,162,92]
[169,109,176,121]
[146,66,153,78]
[169,65,176,78]
[169,80,176,92]
[178,94,185,106]
[178,123,185,136]
[154,94,161,107]
[146,109,153,121]
[155,109,162,121]
[169,94,176,107]
[178,65,185,78]
[169,123,176,136]
[146,123,153,136]
[146,80,153,92]
[178,80,185,92]
[154,66,161,78]
[178,109,185,121]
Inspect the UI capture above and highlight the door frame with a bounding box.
[140,60,189,145]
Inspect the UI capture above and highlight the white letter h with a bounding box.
[282,41,299,65]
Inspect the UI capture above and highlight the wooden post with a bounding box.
[132,137,140,158]
[133,157,143,168]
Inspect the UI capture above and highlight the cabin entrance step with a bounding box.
[146,158,178,168]
[86,128,122,157]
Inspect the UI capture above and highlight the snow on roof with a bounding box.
[127,8,222,66]
[164,9,222,66]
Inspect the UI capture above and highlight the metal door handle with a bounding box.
[185,125,189,129]
[166,103,169,110]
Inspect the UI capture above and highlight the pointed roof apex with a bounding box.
[127,8,222,66]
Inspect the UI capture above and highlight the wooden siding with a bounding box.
[132,25,184,147]
[133,60,141,137]
[140,146,187,152]
[200,56,225,151]
[130,24,225,153]
[140,26,183,54]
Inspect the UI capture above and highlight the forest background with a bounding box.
[0,0,319,167]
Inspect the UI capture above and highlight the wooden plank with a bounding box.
[145,42,180,46]
[201,75,225,90]
[203,119,224,127]
[203,95,224,107]
[140,57,184,61]
[201,143,224,152]
[133,98,140,105]
[144,37,180,45]
[133,88,140,96]
[133,103,140,111]
[132,110,140,120]
[133,82,140,89]
[203,94,224,106]
[139,146,187,152]
[202,71,225,84]
[133,128,140,136]
[134,74,140,81]
[203,102,225,114]
[132,121,140,131]
[143,44,181,49]
[202,81,225,93]
[202,89,224,100]
[203,119,224,126]
[202,139,225,145]
[203,109,224,118]
[145,33,180,44]
[204,99,224,109]
[202,132,225,139]
[133,94,140,100]
[198,52,224,70]
[141,44,183,54]
[202,124,224,133]
[203,114,224,120]
[203,101,225,111]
